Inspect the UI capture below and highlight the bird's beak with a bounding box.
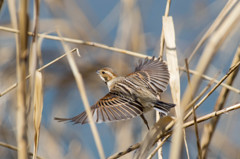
[96,70,100,75]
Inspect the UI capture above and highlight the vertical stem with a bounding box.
[17,0,29,158]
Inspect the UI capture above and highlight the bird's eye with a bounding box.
[102,71,105,74]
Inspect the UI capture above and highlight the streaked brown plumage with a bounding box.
[55,57,175,129]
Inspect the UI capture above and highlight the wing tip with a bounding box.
[135,56,166,71]
[54,113,87,125]
[54,117,68,121]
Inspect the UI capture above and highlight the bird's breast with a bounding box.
[107,77,125,91]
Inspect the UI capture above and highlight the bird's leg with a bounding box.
[140,114,149,130]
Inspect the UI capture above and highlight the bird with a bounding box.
[55,56,175,129]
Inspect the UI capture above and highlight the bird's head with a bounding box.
[96,67,118,83]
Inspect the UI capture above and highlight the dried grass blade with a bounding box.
[108,120,175,159]
[192,103,202,159]
[184,61,240,121]
[184,59,198,158]
[0,48,78,97]
[0,0,3,11]
[184,74,217,119]
[66,51,105,159]
[58,32,105,159]
[146,134,171,159]
[163,16,183,159]
[187,0,238,63]
[33,71,43,159]
[182,2,240,111]
[159,0,172,59]
[200,46,240,158]
[28,0,40,115]
[134,117,173,159]
[179,67,240,94]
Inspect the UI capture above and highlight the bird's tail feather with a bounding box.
[154,101,175,115]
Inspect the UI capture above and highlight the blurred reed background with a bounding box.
[0,0,239,159]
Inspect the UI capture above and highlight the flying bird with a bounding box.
[55,57,175,129]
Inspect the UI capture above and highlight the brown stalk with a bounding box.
[17,0,29,159]
[184,59,192,159]
[200,46,240,158]
[191,91,202,159]
[0,0,3,11]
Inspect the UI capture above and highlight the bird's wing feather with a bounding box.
[55,92,143,124]
[127,56,170,94]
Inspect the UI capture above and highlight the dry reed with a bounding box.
[58,34,105,159]
[16,0,29,158]
[163,16,183,159]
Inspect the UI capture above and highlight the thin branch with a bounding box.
[57,31,105,158]
[192,102,202,159]
[200,46,240,158]
[107,143,141,159]
[0,48,78,97]
[107,102,240,159]
[181,2,240,110]
[1,49,238,99]
[184,61,240,119]
[179,67,240,94]
[184,74,218,112]
[0,141,44,159]
[186,0,238,64]
[17,0,29,158]
[183,59,191,159]
[157,1,172,157]
[0,26,148,59]
[159,0,172,59]
[146,134,171,159]
[184,103,240,128]
[0,26,239,95]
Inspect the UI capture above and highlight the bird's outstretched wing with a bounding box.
[127,57,170,94]
[55,92,144,124]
